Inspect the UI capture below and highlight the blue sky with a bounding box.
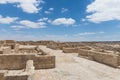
[0,0,120,41]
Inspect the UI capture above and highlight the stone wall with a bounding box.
[63,47,78,53]
[0,54,55,70]
[47,45,61,50]
[34,55,55,69]
[0,55,33,70]
[0,73,28,80]
[78,49,119,68]
[5,75,28,80]
[18,45,38,53]
[0,73,5,80]
[78,49,94,60]
[3,40,16,49]
[0,47,11,54]
[93,52,119,68]
[18,48,37,53]
[118,56,120,68]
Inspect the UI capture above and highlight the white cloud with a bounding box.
[0,0,44,13]
[86,0,120,23]
[44,8,54,14]
[61,8,68,13]
[20,20,46,28]
[81,18,86,22]
[47,19,52,23]
[12,20,46,29]
[77,32,96,36]
[76,31,105,36]
[11,25,27,29]
[38,17,48,21]
[52,18,76,25]
[0,15,18,24]
[44,11,51,14]
[49,8,54,11]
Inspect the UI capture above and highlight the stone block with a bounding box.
[0,54,55,70]
[5,75,28,80]
[0,73,5,80]
[93,52,119,68]
[63,47,78,53]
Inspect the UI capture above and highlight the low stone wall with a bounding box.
[63,47,78,53]
[5,75,28,80]
[93,52,119,68]
[47,45,62,50]
[0,55,34,70]
[0,47,11,54]
[0,54,55,70]
[34,55,55,69]
[118,56,120,67]
[78,49,119,68]
[78,49,94,60]
[18,46,37,53]
[0,51,3,54]
[0,73,5,80]
[18,48,37,53]
[0,72,28,80]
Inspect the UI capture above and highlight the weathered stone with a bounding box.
[5,75,28,80]
[63,47,78,53]
[78,49,119,68]
[25,60,35,75]
[0,47,11,54]
[0,54,55,70]
[0,72,5,80]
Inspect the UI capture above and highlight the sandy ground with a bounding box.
[5,46,120,80]
[32,46,120,80]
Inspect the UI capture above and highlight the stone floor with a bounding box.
[3,46,120,80]
[35,46,120,80]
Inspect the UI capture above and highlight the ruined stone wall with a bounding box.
[0,51,3,54]
[47,45,62,50]
[17,45,38,53]
[0,73,5,80]
[0,55,34,70]
[5,75,28,80]
[33,41,55,45]
[93,52,119,68]
[0,41,4,47]
[0,54,55,70]
[78,49,94,60]
[18,48,37,53]
[0,73,28,80]
[3,47,11,54]
[2,40,16,49]
[34,55,55,69]
[3,44,15,49]
[14,44,19,53]
[46,42,67,50]
[78,49,119,68]
[0,47,11,54]
[63,47,78,53]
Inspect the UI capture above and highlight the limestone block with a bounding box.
[0,55,55,70]
[93,52,119,68]
[34,56,55,69]
[5,75,28,80]
[0,73,5,80]
[0,47,11,54]
[25,60,35,75]
[78,49,119,67]
[63,47,78,53]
